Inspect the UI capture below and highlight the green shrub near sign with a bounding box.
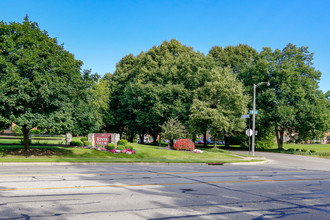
[117,139,128,146]
[70,141,84,146]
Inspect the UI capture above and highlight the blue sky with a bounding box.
[1,0,329,92]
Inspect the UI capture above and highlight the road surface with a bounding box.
[0,153,329,219]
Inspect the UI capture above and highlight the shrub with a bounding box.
[301,149,307,152]
[295,149,300,152]
[30,129,40,134]
[117,145,125,150]
[173,139,195,151]
[288,148,295,152]
[106,143,116,150]
[126,145,134,151]
[310,149,316,153]
[70,141,84,146]
[81,137,88,142]
[117,139,128,146]
[83,141,92,146]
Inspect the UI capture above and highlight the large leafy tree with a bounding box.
[109,39,214,143]
[190,67,248,148]
[0,17,94,150]
[209,44,258,78]
[247,44,329,149]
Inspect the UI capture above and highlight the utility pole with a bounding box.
[252,81,270,156]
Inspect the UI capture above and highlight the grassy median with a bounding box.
[0,143,263,163]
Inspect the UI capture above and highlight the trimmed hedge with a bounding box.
[117,145,125,150]
[117,139,128,146]
[173,139,195,151]
[81,137,88,142]
[126,145,134,151]
[106,143,116,150]
[70,141,84,146]
[83,141,92,146]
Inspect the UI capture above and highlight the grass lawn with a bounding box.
[0,136,82,145]
[220,143,330,158]
[0,143,263,163]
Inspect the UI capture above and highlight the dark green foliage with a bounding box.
[106,143,116,150]
[244,44,329,150]
[288,148,295,152]
[70,141,84,146]
[301,149,307,152]
[80,137,88,142]
[108,39,222,145]
[0,17,98,150]
[30,130,40,134]
[117,139,128,146]
[83,141,92,146]
[310,149,316,153]
[295,149,300,152]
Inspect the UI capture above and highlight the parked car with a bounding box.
[195,140,204,144]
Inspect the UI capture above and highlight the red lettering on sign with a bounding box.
[94,133,111,146]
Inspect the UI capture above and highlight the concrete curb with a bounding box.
[0,160,269,166]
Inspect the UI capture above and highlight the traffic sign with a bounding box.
[241,114,250,119]
[246,129,253,137]
[249,110,258,114]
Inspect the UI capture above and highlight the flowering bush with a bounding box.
[122,149,136,154]
[173,139,195,151]
[193,149,204,153]
[110,149,117,153]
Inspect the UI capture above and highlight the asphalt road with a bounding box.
[0,153,329,219]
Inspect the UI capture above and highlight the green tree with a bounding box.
[209,44,258,77]
[108,39,213,144]
[89,74,111,132]
[190,67,248,148]
[0,17,92,150]
[160,118,187,147]
[247,44,329,149]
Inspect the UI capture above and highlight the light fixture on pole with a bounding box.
[252,81,270,156]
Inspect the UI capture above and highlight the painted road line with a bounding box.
[0,178,329,191]
[0,170,320,177]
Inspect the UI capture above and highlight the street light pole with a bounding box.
[251,81,270,156]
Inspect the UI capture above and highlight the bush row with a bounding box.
[287,148,317,153]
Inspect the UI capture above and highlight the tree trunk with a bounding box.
[21,125,30,151]
[203,131,207,148]
[170,139,174,148]
[128,131,134,143]
[152,133,158,145]
[224,135,230,148]
[276,129,284,150]
[139,133,144,145]
[213,135,217,148]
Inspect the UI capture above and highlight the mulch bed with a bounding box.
[5,148,65,157]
